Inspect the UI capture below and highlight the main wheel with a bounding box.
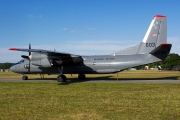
[57,75,67,82]
[61,75,67,82]
[78,74,86,80]
[22,75,28,80]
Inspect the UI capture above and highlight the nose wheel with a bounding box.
[22,75,28,80]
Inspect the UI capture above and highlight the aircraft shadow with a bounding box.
[58,76,180,85]
[26,76,180,85]
[28,78,57,80]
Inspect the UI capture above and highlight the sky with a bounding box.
[0,0,180,62]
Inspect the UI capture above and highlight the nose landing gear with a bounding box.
[22,75,28,80]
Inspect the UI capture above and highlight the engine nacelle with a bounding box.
[29,53,47,61]
[48,58,63,66]
[29,53,82,67]
[30,53,52,67]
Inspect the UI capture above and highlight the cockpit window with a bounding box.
[17,59,24,64]
[13,59,25,66]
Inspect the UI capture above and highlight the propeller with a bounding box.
[21,44,31,72]
[28,44,31,72]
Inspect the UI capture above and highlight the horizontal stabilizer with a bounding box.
[150,44,172,55]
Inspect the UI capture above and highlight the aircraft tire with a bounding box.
[61,75,67,82]
[22,76,28,80]
[57,75,67,82]
[78,74,86,80]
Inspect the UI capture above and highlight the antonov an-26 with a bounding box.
[9,15,172,82]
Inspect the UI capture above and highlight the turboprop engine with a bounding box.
[28,53,66,67]
[29,53,53,67]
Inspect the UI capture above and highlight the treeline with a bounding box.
[136,53,180,69]
[0,63,14,69]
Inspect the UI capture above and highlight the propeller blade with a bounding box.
[21,55,29,59]
[29,43,31,56]
[28,43,31,73]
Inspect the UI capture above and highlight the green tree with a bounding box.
[0,63,14,69]
[135,53,180,69]
[160,53,180,68]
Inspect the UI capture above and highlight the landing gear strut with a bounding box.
[22,75,28,80]
[57,66,67,82]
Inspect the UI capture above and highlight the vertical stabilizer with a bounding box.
[137,15,167,54]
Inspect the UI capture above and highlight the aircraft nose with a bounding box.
[10,65,16,72]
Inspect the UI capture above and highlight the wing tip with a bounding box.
[9,48,19,51]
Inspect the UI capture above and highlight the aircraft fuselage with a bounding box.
[10,54,163,74]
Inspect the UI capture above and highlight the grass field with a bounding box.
[0,71,180,120]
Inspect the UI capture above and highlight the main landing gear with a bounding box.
[57,74,86,82]
[57,75,67,82]
[78,74,86,80]
[57,66,67,82]
[56,66,86,82]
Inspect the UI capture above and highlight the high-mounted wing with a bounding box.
[9,48,73,55]
[9,48,83,66]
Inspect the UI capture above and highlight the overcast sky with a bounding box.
[0,0,180,62]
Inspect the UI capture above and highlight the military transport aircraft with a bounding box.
[9,15,172,82]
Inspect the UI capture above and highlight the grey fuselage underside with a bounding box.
[14,54,164,74]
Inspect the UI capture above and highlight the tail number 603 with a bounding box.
[146,42,155,47]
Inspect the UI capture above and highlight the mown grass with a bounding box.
[0,83,180,120]
[0,71,180,119]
